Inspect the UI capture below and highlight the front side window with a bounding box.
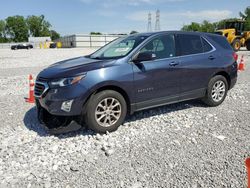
[139,34,175,60]
[90,35,148,59]
[178,34,203,55]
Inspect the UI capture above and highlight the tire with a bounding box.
[202,75,228,107]
[232,39,241,51]
[246,40,250,51]
[84,90,127,133]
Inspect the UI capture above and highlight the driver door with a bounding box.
[132,34,182,109]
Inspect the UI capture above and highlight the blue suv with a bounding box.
[35,31,238,133]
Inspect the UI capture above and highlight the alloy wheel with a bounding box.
[95,97,122,127]
[211,80,226,102]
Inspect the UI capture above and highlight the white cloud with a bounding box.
[80,0,184,7]
[126,9,232,31]
[126,11,151,21]
[97,10,117,17]
[127,10,232,22]
[180,10,232,21]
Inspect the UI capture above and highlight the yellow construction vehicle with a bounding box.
[215,20,250,51]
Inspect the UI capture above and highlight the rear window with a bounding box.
[202,38,213,52]
[178,34,203,55]
[208,35,232,50]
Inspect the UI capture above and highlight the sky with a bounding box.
[0,0,249,35]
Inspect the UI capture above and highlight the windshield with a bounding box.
[90,35,148,59]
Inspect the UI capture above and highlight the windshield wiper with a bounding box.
[90,56,102,60]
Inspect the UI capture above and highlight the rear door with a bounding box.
[176,34,216,97]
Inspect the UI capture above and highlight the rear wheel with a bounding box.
[84,90,127,133]
[232,39,241,51]
[202,75,228,107]
[246,40,250,51]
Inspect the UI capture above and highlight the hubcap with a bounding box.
[95,97,122,127]
[211,80,226,102]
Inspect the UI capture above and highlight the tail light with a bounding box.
[233,52,238,62]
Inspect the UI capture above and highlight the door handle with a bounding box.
[169,61,179,66]
[208,55,215,60]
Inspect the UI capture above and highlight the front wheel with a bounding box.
[84,90,127,133]
[202,75,228,107]
[232,39,241,51]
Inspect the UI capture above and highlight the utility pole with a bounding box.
[155,9,161,31]
[147,12,152,32]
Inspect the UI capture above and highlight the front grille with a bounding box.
[37,77,49,82]
[34,77,49,98]
[34,79,49,98]
[35,82,46,97]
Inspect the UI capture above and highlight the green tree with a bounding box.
[181,22,201,32]
[50,30,60,40]
[200,20,215,32]
[90,32,102,35]
[0,20,6,42]
[26,15,51,37]
[215,19,227,30]
[130,30,138,34]
[5,16,28,42]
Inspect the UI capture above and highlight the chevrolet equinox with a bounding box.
[35,31,238,133]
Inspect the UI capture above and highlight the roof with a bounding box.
[131,30,213,37]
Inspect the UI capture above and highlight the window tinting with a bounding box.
[178,34,203,55]
[140,35,175,60]
[208,35,232,50]
[202,38,213,52]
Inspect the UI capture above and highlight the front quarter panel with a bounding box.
[83,60,135,103]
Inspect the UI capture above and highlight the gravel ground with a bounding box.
[0,48,249,188]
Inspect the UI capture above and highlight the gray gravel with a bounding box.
[0,48,249,188]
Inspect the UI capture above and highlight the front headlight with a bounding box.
[49,74,86,88]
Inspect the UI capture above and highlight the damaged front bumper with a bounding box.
[36,100,82,134]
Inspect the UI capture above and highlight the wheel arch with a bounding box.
[212,71,231,89]
[84,84,131,115]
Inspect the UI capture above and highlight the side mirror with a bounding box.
[133,52,156,63]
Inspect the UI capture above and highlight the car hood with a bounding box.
[37,56,116,79]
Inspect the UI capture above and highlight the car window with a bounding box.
[140,34,175,59]
[103,39,136,57]
[178,34,203,55]
[208,35,232,50]
[90,35,148,59]
[202,37,213,52]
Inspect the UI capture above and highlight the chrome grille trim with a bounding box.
[34,81,49,98]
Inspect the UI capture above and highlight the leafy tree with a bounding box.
[90,32,102,35]
[181,22,201,32]
[26,15,51,37]
[200,20,215,32]
[5,16,28,42]
[130,30,138,34]
[215,19,227,30]
[50,30,60,40]
[0,20,6,42]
